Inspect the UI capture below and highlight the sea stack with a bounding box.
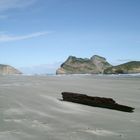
[0,64,22,75]
[56,55,112,74]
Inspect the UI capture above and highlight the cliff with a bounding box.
[56,55,112,74]
[104,61,140,74]
[0,64,22,75]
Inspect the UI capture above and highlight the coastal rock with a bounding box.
[104,61,140,74]
[90,55,111,73]
[0,64,22,75]
[56,55,112,74]
[61,92,134,112]
[56,68,67,75]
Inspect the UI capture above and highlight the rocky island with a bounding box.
[56,55,112,74]
[0,64,22,75]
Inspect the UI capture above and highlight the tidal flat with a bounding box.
[0,74,140,140]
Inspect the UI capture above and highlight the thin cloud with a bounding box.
[0,31,48,42]
[0,0,37,11]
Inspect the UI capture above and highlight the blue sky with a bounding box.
[0,0,140,73]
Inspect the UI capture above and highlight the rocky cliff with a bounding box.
[104,61,140,74]
[0,64,22,75]
[56,55,112,74]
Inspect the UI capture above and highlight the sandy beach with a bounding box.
[0,75,140,140]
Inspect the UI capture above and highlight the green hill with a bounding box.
[104,61,140,74]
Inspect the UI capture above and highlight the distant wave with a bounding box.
[18,73,140,78]
[103,73,140,78]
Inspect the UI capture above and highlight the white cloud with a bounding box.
[0,31,48,42]
[0,0,36,11]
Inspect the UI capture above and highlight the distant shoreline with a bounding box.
[1,73,140,78]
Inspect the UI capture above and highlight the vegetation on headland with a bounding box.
[104,61,140,74]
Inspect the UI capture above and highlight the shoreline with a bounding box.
[1,72,140,77]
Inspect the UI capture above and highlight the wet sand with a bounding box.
[0,75,140,140]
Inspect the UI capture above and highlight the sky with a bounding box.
[0,0,140,74]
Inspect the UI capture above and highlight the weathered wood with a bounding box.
[61,92,135,113]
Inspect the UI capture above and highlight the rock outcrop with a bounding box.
[0,64,22,75]
[56,55,112,74]
[104,61,140,74]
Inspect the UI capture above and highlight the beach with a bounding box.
[0,74,140,140]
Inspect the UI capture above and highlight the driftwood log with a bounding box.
[61,92,134,113]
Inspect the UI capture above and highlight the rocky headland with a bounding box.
[56,55,140,74]
[104,61,140,74]
[56,55,112,74]
[0,64,22,75]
